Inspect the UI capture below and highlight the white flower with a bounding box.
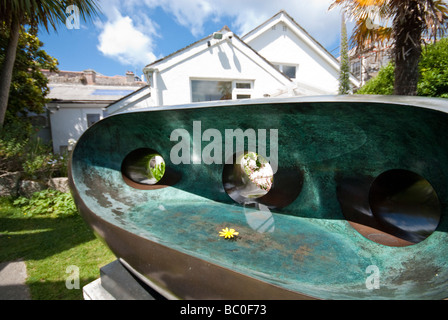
[241,152,273,191]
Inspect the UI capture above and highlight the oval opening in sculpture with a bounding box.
[121,148,166,186]
[368,169,441,245]
[223,151,274,204]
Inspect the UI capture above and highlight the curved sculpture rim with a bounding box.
[69,95,448,300]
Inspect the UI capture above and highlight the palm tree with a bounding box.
[329,0,448,96]
[0,0,101,127]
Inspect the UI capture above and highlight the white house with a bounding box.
[108,10,360,114]
[44,69,146,153]
[242,10,359,95]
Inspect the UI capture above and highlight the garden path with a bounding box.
[0,260,31,300]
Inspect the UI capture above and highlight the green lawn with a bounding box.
[0,197,115,300]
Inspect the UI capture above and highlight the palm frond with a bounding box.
[422,0,448,40]
[330,0,448,50]
[0,0,100,32]
[351,18,393,51]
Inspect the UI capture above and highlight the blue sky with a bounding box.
[38,0,345,78]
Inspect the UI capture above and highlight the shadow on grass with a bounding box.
[26,278,98,300]
[0,198,116,300]
[0,214,96,262]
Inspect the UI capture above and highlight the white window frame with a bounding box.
[351,61,362,78]
[273,63,298,79]
[190,78,254,102]
[232,80,253,100]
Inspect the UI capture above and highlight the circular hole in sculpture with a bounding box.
[121,148,166,186]
[368,169,441,245]
[223,151,274,204]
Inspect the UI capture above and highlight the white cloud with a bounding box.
[94,0,344,69]
[121,0,342,45]
[145,0,341,47]
[97,14,157,67]
[139,0,215,37]
[95,1,159,68]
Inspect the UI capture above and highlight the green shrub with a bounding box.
[22,151,69,180]
[150,161,165,182]
[357,38,448,98]
[0,118,33,172]
[356,62,395,95]
[0,119,68,179]
[13,189,77,218]
[418,38,448,97]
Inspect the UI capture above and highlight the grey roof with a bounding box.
[47,83,144,103]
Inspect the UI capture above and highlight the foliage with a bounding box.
[241,152,274,192]
[418,38,448,97]
[0,119,68,179]
[329,0,448,51]
[329,0,448,95]
[0,0,101,127]
[356,61,395,95]
[339,14,352,94]
[150,161,165,182]
[0,24,58,121]
[0,196,115,300]
[0,0,101,31]
[13,189,77,218]
[0,27,66,179]
[357,39,448,97]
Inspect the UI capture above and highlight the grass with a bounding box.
[0,196,116,300]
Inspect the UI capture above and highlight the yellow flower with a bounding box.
[219,227,239,239]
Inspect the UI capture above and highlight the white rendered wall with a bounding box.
[247,22,340,94]
[48,103,105,153]
[154,39,292,106]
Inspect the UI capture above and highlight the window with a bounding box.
[86,114,100,127]
[191,80,253,102]
[236,82,251,89]
[282,65,296,79]
[234,81,252,99]
[191,80,232,102]
[351,61,361,78]
[274,64,297,79]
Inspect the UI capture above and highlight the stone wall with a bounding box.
[42,69,146,87]
[0,172,69,198]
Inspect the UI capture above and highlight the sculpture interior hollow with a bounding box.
[69,96,448,300]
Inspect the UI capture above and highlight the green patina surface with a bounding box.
[71,100,448,299]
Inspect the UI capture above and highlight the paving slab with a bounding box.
[0,260,31,300]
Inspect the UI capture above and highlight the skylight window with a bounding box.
[92,89,134,96]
